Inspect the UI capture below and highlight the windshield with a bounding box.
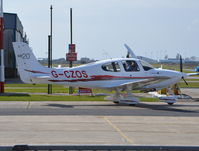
[122,60,140,72]
[140,60,154,71]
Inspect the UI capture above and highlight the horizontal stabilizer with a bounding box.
[31,75,51,83]
[31,75,51,80]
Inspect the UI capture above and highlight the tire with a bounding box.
[129,104,136,106]
[113,101,119,104]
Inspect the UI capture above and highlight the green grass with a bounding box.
[152,63,197,70]
[5,84,109,93]
[5,84,62,88]
[179,82,199,88]
[3,76,198,102]
[181,79,199,81]
[5,84,141,94]
[5,84,77,93]
[139,97,159,102]
[0,94,160,102]
[5,88,71,93]
[2,83,159,102]
[0,94,106,101]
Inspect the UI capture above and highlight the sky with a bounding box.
[4,0,199,60]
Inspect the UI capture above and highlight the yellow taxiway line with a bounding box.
[103,116,134,144]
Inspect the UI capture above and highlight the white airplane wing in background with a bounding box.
[187,72,199,76]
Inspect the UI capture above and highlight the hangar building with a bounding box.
[4,13,28,79]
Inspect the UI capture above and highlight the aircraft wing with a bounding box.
[102,76,169,89]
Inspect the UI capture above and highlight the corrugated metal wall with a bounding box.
[4,13,28,79]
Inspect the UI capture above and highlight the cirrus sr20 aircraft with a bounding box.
[13,42,198,105]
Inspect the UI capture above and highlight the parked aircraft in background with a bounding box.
[195,66,199,72]
[13,42,198,105]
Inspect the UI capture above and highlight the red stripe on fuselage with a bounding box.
[24,69,156,82]
[24,69,49,74]
[48,75,155,82]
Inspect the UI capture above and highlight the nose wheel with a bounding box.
[164,99,176,105]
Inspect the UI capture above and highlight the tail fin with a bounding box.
[13,42,48,83]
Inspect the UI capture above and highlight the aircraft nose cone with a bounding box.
[181,72,188,78]
[166,70,182,80]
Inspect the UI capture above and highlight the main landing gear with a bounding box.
[106,86,140,105]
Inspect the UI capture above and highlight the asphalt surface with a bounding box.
[0,101,199,145]
[0,101,199,116]
[0,88,199,146]
[0,112,199,145]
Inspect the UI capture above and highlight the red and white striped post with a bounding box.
[0,0,4,93]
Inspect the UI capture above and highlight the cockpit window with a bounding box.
[141,60,154,71]
[102,62,120,72]
[122,60,140,72]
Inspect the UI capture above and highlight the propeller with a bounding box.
[180,55,188,85]
[180,55,183,72]
[182,77,188,85]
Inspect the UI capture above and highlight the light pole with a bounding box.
[0,0,4,93]
[66,8,77,94]
[48,5,53,94]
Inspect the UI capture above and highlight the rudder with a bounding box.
[13,42,48,83]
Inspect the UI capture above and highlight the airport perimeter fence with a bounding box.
[0,145,199,151]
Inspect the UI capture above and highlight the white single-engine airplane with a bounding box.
[13,42,198,105]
